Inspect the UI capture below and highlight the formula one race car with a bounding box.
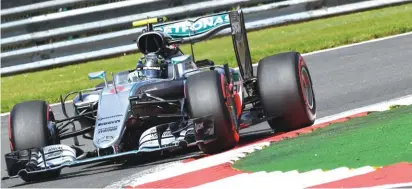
[4,10,316,182]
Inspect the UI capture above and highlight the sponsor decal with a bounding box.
[45,151,62,160]
[97,136,114,144]
[143,66,161,70]
[154,13,229,38]
[45,146,63,152]
[163,141,178,148]
[150,130,173,139]
[98,119,121,127]
[98,126,118,134]
[194,119,214,136]
[98,114,123,121]
[195,122,204,133]
[110,86,125,94]
[229,11,241,35]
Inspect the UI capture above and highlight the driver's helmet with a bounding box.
[136,53,164,79]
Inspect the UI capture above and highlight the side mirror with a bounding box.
[88,71,108,87]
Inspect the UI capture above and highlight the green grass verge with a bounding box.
[232,105,412,172]
[2,3,412,113]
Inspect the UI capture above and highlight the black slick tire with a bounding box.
[8,100,61,182]
[257,52,316,132]
[186,71,239,154]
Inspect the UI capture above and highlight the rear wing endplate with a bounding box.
[229,10,253,81]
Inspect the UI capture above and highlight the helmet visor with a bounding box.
[142,69,161,78]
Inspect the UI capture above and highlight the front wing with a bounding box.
[5,143,180,179]
[4,115,216,180]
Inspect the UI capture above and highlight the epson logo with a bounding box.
[98,119,120,126]
[98,126,117,134]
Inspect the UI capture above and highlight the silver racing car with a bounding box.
[5,10,316,182]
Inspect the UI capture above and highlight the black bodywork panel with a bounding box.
[130,79,185,100]
[229,10,253,81]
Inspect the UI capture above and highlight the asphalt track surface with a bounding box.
[1,33,412,188]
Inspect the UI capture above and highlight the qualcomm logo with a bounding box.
[155,14,230,37]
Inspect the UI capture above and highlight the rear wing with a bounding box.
[228,10,253,81]
[133,10,253,80]
[153,12,229,42]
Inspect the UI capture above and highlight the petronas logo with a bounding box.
[155,14,230,38]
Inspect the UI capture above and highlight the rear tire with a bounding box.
[257,52,316,132]
[187,71,239,154]
[8,100,61,182]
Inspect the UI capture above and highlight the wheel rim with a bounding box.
[301,67,314,110]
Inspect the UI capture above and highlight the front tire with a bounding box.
[8,100,61,182]
[257,52,316,132]
[186,71,239,154]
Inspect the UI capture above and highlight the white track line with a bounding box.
[105,142,271,188]
[2,32,411,117]
[192,166,377,189]
[103,161,184,189]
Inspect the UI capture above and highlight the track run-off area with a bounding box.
[1,32,412,188]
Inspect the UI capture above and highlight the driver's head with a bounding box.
[137,53,164,79]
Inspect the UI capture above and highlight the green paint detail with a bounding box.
[233,105,412,172]
[232,72,240,82]
[87,71,106,80]
[154,13,229,39]
[171,55,192,65]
